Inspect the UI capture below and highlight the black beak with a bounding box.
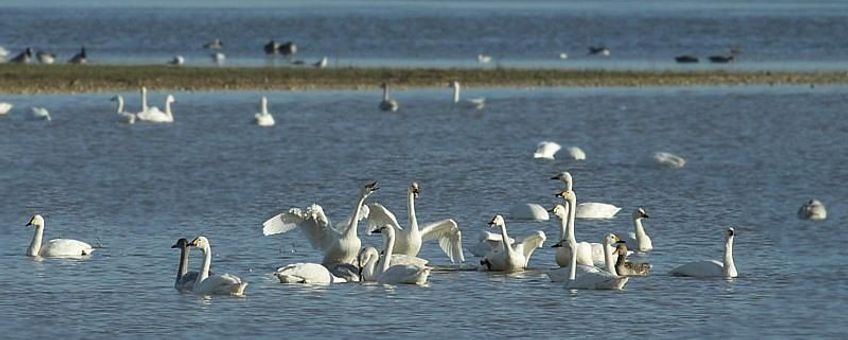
[643,213,650,218]
[547,207,556,213]
[371,228,382,234]
[550,175,560,180]
[551,242,563,248]
[25,222,32,227]
[614,240,625,244]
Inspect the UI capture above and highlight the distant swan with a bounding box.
[275,263,347,284]
[613,242,651,277]
[254,96,275,127]
[110,95,136,124]
[189,236,248,296]
[31,107,51,121]
[624,208,652,252]
[262,181,379,266]
[168,55,185,66]
[506,203,549,222]
[670,227,737,278]
[533,141,561,159]
[588,46,611,56]
[477,54,492,63]
[10,48,33,64]
[171,238,202,292]
[137,89,175,123]
[362,226,431,285]
[36,51,56,64]
[449,81,485,110]
[552,171,621,219]
[211,52,226,65]
[653,152,686,169]
[0,102,13,115]
[566,146,586,160]
[379,82,399,112]
[798,199,826,220]
[25,214,93,258]
[479,215,546,272]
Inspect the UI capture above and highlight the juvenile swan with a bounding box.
[189,236,248,296]
[624,208,652,252]
[25,214,94,258]
[798,199,827,220]
[614,242,651,277]
[479,215,546,272]
[171,238,203,292]
[254,96,275,127]
[379,83,399,112]
[670,227,737,278]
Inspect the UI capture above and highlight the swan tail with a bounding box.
[232,282,248,296]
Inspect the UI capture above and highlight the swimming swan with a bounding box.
[275,263,347,284]
[25,214,93,258]
[262,181,379,266]
[506,203,550,222]
[552,172,621,219]
[670,227,737,278]
[449,81,485,110]
[653,152,686,169]
[561,235,629,290]
[798,199,827,220]
[479,215,546,272]
[365,182,464,262]
[137,91,175,123]
[379,83,399,112]
[31,107,51,121]
[110,95,136,124]
[255,96,275,127]
[534,141,561,159]
[624,208,652,252]
[189,236,248,296]
[362,226,431,285]
[0,102,13,115]
[613,242,651,277]
[566,146,586,160]
[171,238,203,292]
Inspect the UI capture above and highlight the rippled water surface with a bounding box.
[0,85,846,337]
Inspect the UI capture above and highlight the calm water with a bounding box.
[0,85,846,337]
[2,1,848,69]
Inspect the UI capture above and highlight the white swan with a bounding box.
[379,82,399,112]
[262,181,379,266]
[614,242,651,277]
[624,208,652,252]
[211,52,226,65]
[168,55,185,66]
[449,81,485,110]
[562,234,629,290]
[365,182,464,262]
[477,54,492,63]
[31,107,51,121]
[363,227,431,285]
[110,95,136,124]
[549,202,597,267]
[552,172,621,219]
[479,215,546,272]
[533,141,561,159]
[25,214,93,258]
[137,90,175,123]
[275,263,347,284]
[254,96,275,127]
[798,199,827,220]
[10,48,33,64]
[566,146,586,160]
[654,152,686,169]
[506,203,549,222]
[0,102,13,115]
[358,246,429,282]
[172,238,202,292]
[670,227,738,278]
[467,230,515,258]
[189,236,248,296]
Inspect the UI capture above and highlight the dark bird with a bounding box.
[675,55,699,63]
[588,46,611,56]
[10,47,33,64]
[68,46,87,64]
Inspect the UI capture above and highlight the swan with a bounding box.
[670,227,738,278]
[366,182,464,262]
[137,91,175,123]
[552,172,621,219]
[68,46,87,64]
[358,246,429,282]
[189,236,248,296]
[110,95,136,124]
[203,38,223,49]
[10,48,33,64]
[653,152,686,169]
[211,52,226,65]
[588,46,611,56]
[25,214,93,258]
[314,57,328,69]
[362,227,431,285]
[379,82,399,112]
[561,235,629,290]
[254,96,275,127]
[798,199,827,220]
[613,242,651,277]
[477,54,492,63]
[31,107,51,121]
[548,202,598,267]
[566,146,586,160]
[448,81,485,110]
[171,238,203,292]
[262,181,379,266]
[275,263,347,284]
[467,230,515,258]
[534,141,561,159]
[479,215,546,272]
[624,208,652,252]
[0,102,12,115]
[264,40,280,56]
[36,51,56,64]
[168,55,185,66]
[506,203,549,222]
[559,53,568,60]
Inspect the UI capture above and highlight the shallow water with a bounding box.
[0,85,846,337]
[2,0,848,70]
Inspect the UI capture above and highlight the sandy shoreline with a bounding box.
[1,64,847,94]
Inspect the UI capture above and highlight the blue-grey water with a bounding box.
[0,85,846,338]
[2,0,848,70]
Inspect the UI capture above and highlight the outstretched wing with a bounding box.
[365,203,403,233]
[262,204,336,251]
[515,230,546,267]
[420,219,465,263]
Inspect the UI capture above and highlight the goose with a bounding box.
[708,55,735,63]
[25,214,94,258]
[211,52,226,65]
[798,199,827,220]
[448,81,485,110]
[137,90,175,123]
[561,235,629,290]
[279,41,297,59]
[36,51,56,64]
[68,46,87,64]
[565,146,586,160]
[10,48,33,64]
[378,82,399,112]
[477,54,492,63]
[654,152,686,168]
[675,55,699,63]
[314,57,328,69]
[188,236,248,296]
[467,229,515,258]
[479,215,546,272]
[31,107,51,121]
[505,203,549,222]
[254,96,275,127]
[0,102,13,115]
[203,38,223,49]
[533,141,561,159]
[588,46,611,56]
[670,227,738,278]
[552,172,621,219]
[275,263,347,284]
[110,95,136,124]
[366,182,464,262]
[624,208,652,252]
[362,226,431,285]
[167,55,185,66]
[613,242,651,277]
[262,181,379,266]
[264,40,280,56]
[171,238,203,292]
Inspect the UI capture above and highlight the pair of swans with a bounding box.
[136,87,176,123]
[449,81,485,110]
[254,96,275,127]
[25,214,93,258]
[533,142,586,160]
[184,236,248,296]
[554,234,630,290]
[552,172,621,219]
[172,238,206,291]
[798,199,827,220]
[365,182,465,263]
[359,226,431,285]
[479,215,546,272]
[379,83,399,112]
[670,227,737,278]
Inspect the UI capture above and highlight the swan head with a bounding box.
[551,171,572,184]
[189,236,210,249]
[110,95,122,102]
[449,81,459,88]
[633,208,649,219]
[548,204,568,218]
[604,233,621,246]
[26,214,45,228]
[555,190,575,202]
[166,95,176,104]
[359,181,379,197]
[614,241,629,256]
[141,86,147,94]
[409,182,420,198]
[379,82,389,89]
[726,227,735,238]
[171,238,190,249]
[487,214,506,228]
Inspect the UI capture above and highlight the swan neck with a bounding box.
[634,218,647,238]
[363,253,377,279]
[382,86,389,101]
[176,246,189,281]
[604,241,616,274]
[452,84,460,103]
[165,99,172,117]
[198,244,212,284]
[116,96,124,113]
[27,224,44,257]
[261,97,268,114]
[381,232,395,274]
[557,210,568,242]
[407,191,418,232]
[141,88,148,112]
[565,198,577,243]
[498,223,515,259]
[345,194,367,238]
[568,241,577,281]
[724,235,736,277]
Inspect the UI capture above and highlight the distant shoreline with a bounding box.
[1,64,847,94]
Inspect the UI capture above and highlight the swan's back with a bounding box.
[40,239,93,258]
[566,146,586,160]
[275,263,343,284]
[506,203,550,222]
[546,265,599,282]
[378,264,431,285]
[468,230,513,258]
[255,113,275,127]
[575,203,621,219]
[567,270,629,290]
[670,260,724,278]
[533,141,561,159]
[194,273,247,296]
